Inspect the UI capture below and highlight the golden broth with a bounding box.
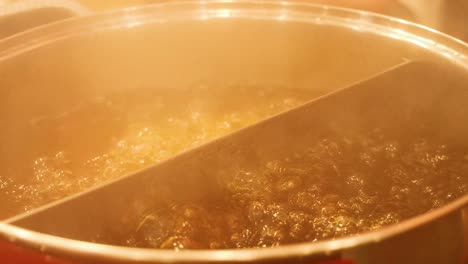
[0,86,318,219]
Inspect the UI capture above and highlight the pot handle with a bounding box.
[0,0,90,40]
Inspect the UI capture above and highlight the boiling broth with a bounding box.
[0,86,317,219]
[2,85,468,249]
[105,129,468,249]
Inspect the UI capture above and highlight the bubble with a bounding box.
[160,236,201,250]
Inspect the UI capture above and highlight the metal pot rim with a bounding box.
[0,1,468,262]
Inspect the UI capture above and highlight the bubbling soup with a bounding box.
[105,128,468,249]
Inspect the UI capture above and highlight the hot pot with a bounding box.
[0,1,467,264]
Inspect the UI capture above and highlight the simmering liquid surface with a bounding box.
[0,86,315,219]
[2,85,468,250]
[110,129,468,249]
